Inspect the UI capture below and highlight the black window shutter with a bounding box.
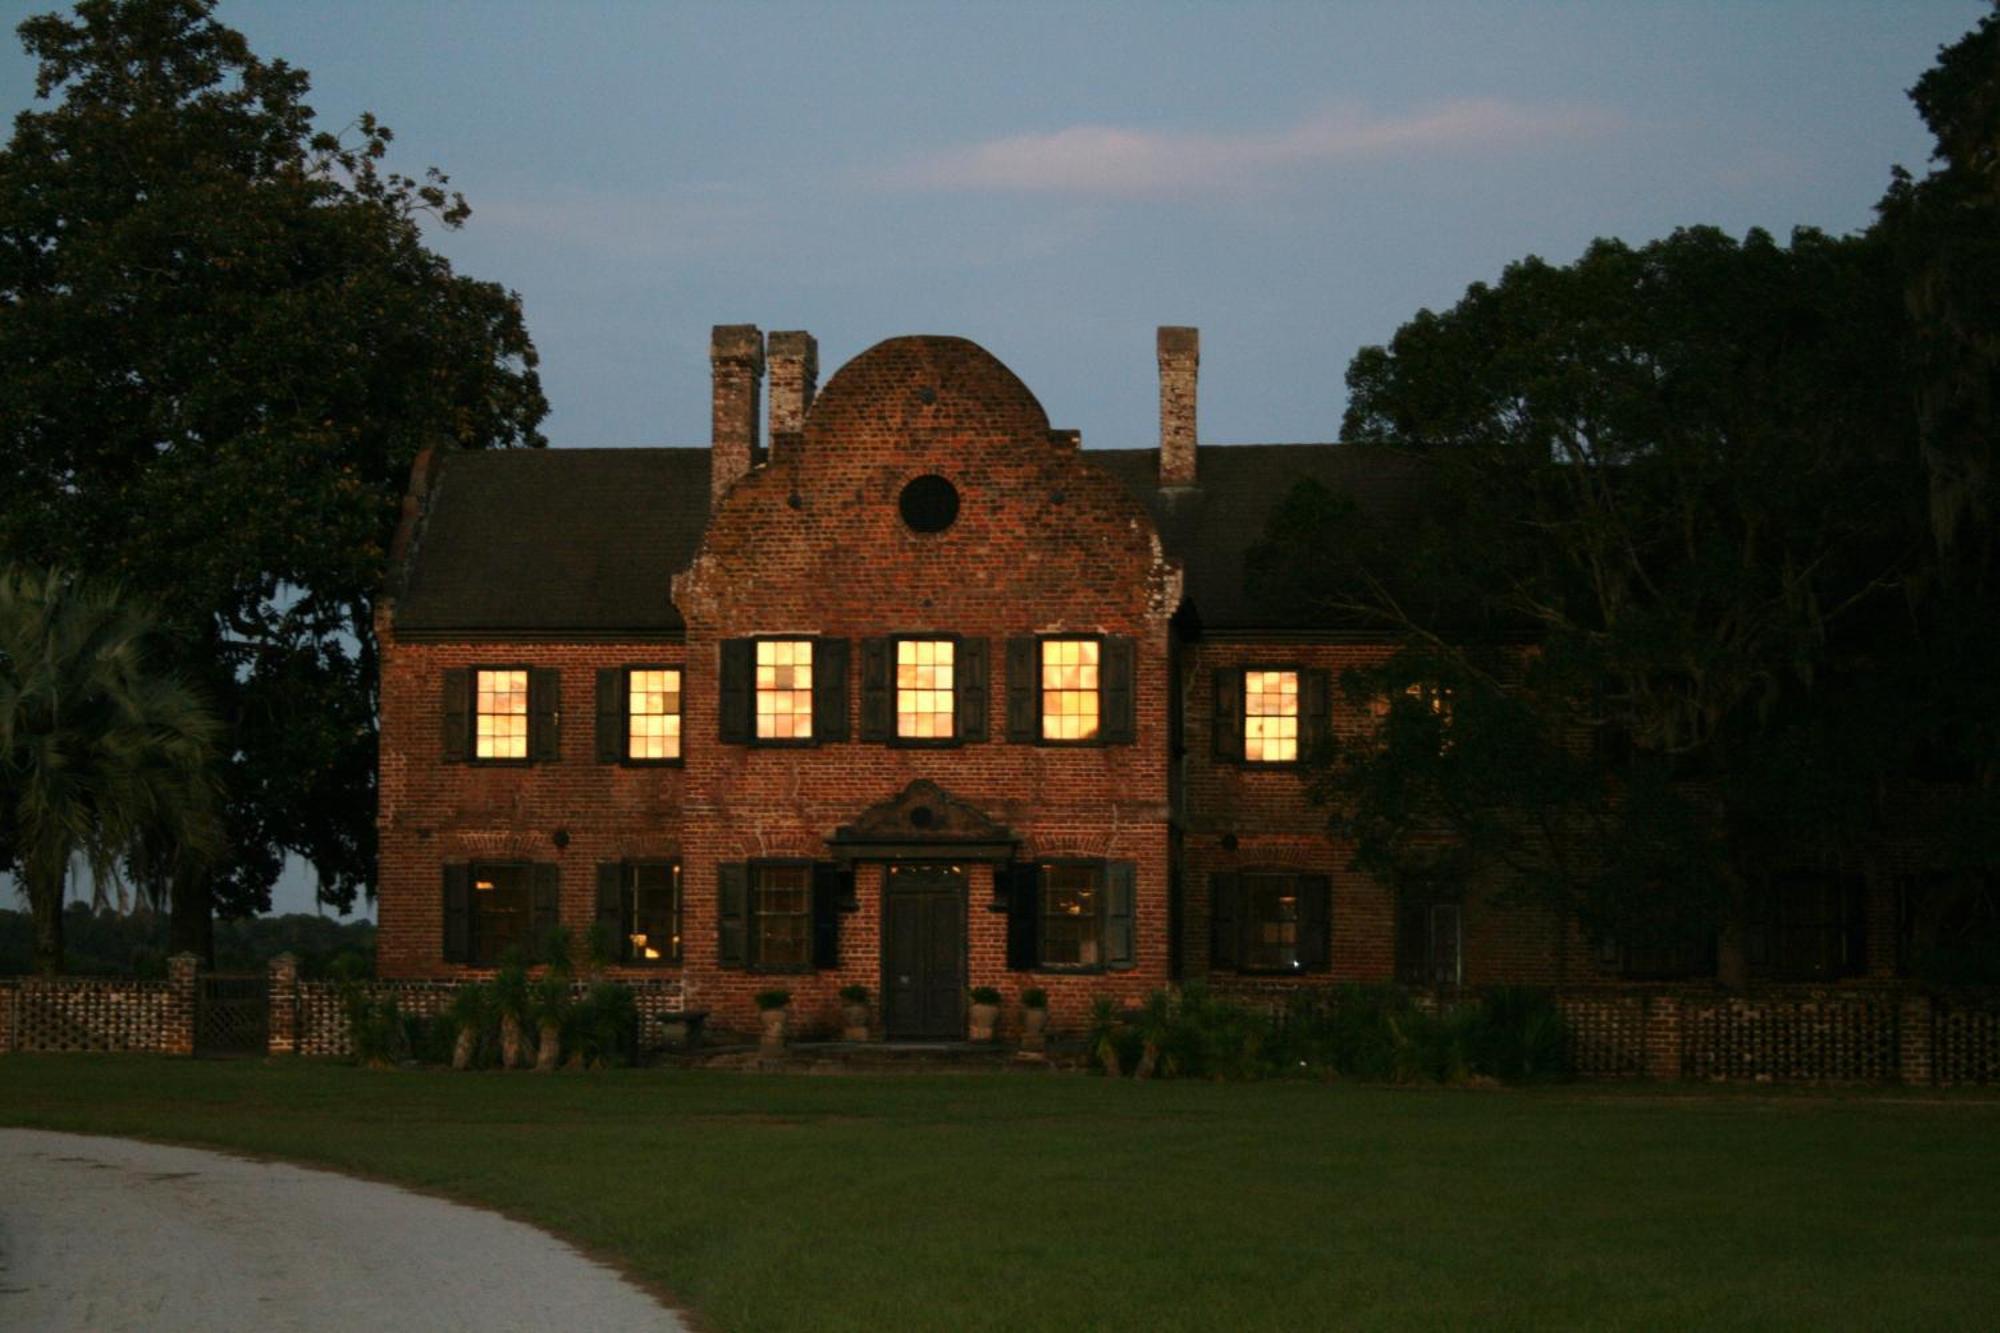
[812,863,844,969]
[957,637,990,742]
[1213,668,1244,762]
[814,638,850,742]
[595,667,625,764]
[1005,637,1037,742]
[1005,864,1041,971]
[1103,637,1137,744]
[719,640,753,743]
[1395,895,1425,983]
[530,668,562,763]
[1210,872,1242,970]
[442,864,471,963]
[859,637,892,741]
[717,862,748,968]
[1302,668,1332,757]
[1297,874,1332,971]
[1105,862,1137,970]
[596,863,628,964]
[530,863,561,953]
[441,668,471,762]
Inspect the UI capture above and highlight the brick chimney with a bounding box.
[766,330,818,462]
[1158,325,1199,487]
[710,323,764,506]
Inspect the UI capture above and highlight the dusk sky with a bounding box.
[1,0,1981,916]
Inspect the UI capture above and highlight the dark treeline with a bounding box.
[0,906,374,979]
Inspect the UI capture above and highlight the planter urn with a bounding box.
[759,1006,789,1054]
[969,1001,1001,1042]
[841,1003,870,1042]
[1021,1005,1049,1053]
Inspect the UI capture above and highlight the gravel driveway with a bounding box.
[0,1129,684,1332]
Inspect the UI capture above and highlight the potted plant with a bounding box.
[755,988,792,1054]
[1088,996,1125,1077]
[1019,987,1050,1053]
[839,984,871,1041]
[968,985,1003,1042]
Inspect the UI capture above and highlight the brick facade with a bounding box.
[369,326,1980,1048]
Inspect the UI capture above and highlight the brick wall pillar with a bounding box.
[1157,326,1199,487]
[267,952,299,1056]
[0,981,16,1054]
[1643,993,1683,1082]
[1899,991,1934,1087]
[166,952,200,1056]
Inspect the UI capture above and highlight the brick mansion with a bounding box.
[372,325,1916,1041]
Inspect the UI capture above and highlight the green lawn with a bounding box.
[3,1060,1996,1331]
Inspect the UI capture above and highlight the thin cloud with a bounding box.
[892,100,1618,197]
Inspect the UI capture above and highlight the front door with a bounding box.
[882,863,966,1040]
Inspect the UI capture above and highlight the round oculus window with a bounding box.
[898,474,960,533]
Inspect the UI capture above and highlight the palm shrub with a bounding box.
[446,981,493,1071]
[1087,996,1127,1077]
[0,567,222,974]
[1465,986,1570,1081]
[493,952,531,1069]
[529,924,577,1071]
[531,966,571,1073]
[331,954,401,1067]
[569,981,639,1068]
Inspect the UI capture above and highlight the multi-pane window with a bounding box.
[1040,639,1100,742]
[754,864,813,969]
[630,863,681,964]
[897,640,955,740]
[1397,899,1463,986]
[1244,670,1299,763]
[1041,863,1102,967]
[1242,873,1301,970]
[471,864,531,966]
[627,669,682,761]
[755,640,814,741]
[475,669,530,760]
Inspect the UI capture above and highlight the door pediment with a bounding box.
[828,780,1018,861]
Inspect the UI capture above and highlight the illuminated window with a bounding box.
[1211,871,1331,974]
[470,864,530,966]
[627,862,681,964]
[755,640,814,741]
[475,669,529,760]
[627,668,682,761]
[1041,863,1102,967]
[896,639,955,740]
[1040,638,1100,742]
[1242,874,1300,970]
[1244,669,1299,763]
[754,864,813,969]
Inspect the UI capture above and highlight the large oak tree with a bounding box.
[0,0,548,949]
[1251,8,2000,978]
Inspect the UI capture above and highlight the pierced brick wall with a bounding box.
[0,954,197,1054]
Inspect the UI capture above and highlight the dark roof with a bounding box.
[1087,444,1424,631]
[392,442,1421,636]
[394,448,709,636]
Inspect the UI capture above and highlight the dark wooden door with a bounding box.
[882,864,966,1040]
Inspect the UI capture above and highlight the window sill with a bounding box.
[618,757,686,768]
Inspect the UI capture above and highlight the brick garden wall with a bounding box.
[0,955,197,1055]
